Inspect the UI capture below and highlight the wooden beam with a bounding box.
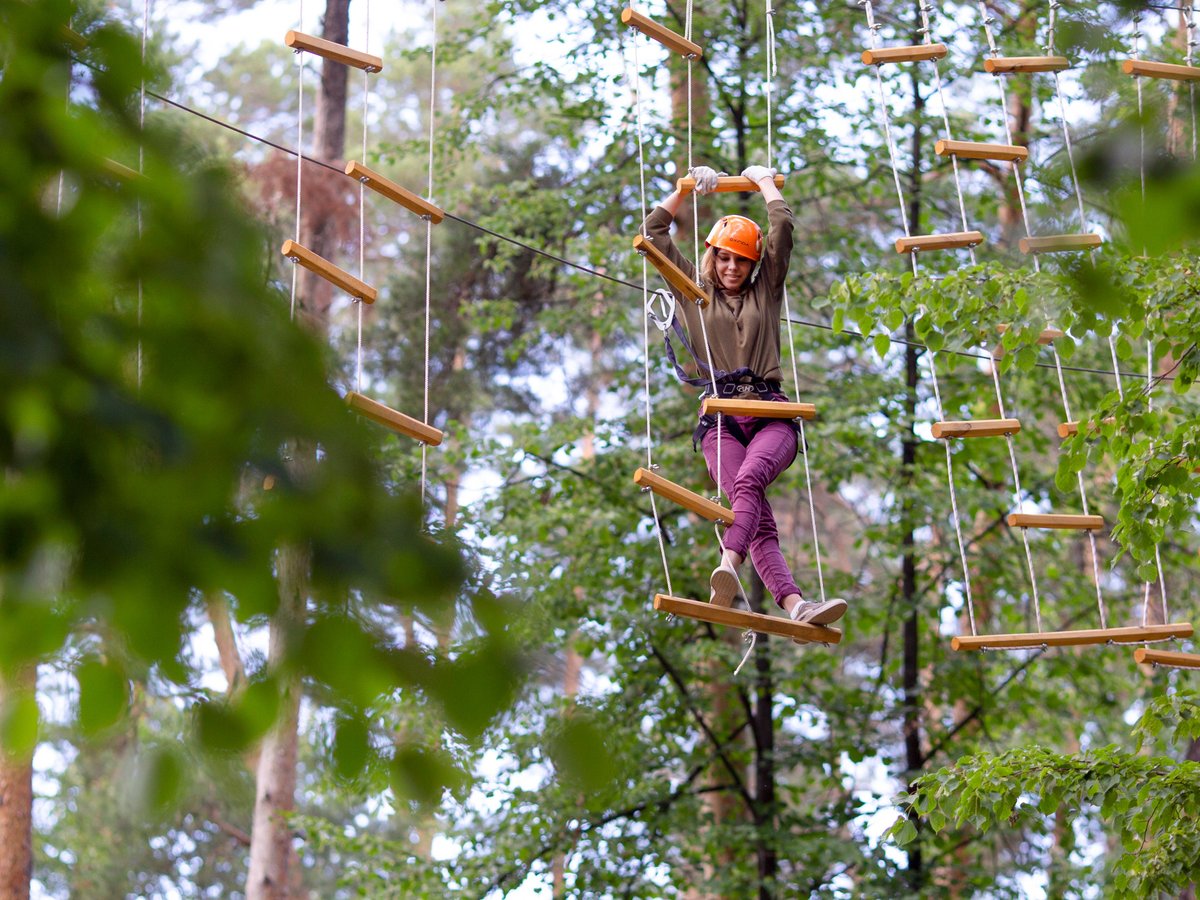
[1134,647,1200,669]
[676,174,785,197]
[345,161,444,223]
[654,594,842,644]
[101,158,142,182]
[620,8,703,59]
[984,55,1069,74]
[1122,59,1200,82]
[701,398,817,420]
[1019,233,1103,254]
[953,622,1193,651]
[281,240,377,303]
[345,392,443,446]
[931,418,1021,439]
[284,30,382,72]
[1007,513,1104,530]
[633,467,733,525]
[632,234,709,308]
[935,140,1029,162]
[1057,417,1116,439]
[861,43,948,65]
[895,231,984,254]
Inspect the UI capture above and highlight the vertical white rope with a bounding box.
[928,356,977,634]
[420,0,438,511]
[1187,3,1198,160]
[631,27,674,599]
[861,1,913,240]
[356,0,371,395]
[765,0,777,169]
[138,0,150,388]
[290,0,306,323]
[1147,337,1170,625]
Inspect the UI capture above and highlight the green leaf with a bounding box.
[76,658,129,736]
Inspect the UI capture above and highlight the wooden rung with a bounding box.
[1019,233,1103,254]
[101,159,142,181]
[284,30,383,72]
[1134,647,1200,669]
[936,140,1029,162]
[620,8,703,59]
[984,55,1069,74]
[676,174,785,197]
[701,398,817,420]
[631,234,709,308]
[953,622,1193,651]
[1057,417,1116,438]
[280,240,377,304]
[861,43,948,65]
[345,161,444,223]
[654,594,842,644]
[895,231,984,254]
[633,467,733,525]
[1007,513,1104,530]
[931,418,1020,439]
[345,392,443,446]
[60,25,88,50]
[1122,59,1200,82]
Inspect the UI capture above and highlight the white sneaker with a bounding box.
[709,561,741,608]
[789,598,847,626]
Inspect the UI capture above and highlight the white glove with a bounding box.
[741,165,776,186]
[689,165,720,195]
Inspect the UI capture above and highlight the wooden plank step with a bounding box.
[1007,513,1104,530]
[701,398,816,420]
[1058,417,1116,438]
[931,418,1020,439]
[1019,233,1103,254]
[936,140,1029,162]
[633,467,733,525]
[861,43,948,65]
[1122,59,1200,82]
[1134,647,1200,669]
[953,622,1193,651]
[345,392,443,446]
[281,240,376,303]
[654,594,842,644]
[676,174,784,197]
[984,55,1069,74]
[895,231,984,254]
[345,161,444,223]
[285,30,382,72]
[620,8,702,59]
[632,234,709,308]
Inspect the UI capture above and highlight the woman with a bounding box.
[640,164,846,626]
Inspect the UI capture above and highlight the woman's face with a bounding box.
[714,247,754,293]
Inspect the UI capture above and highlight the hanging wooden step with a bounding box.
[931,418,1021,439]
[285,30,382,72]
[654,594,842,644]
[992,324,1064,358]
[1057,417,1116,438]
[701,398,817,420]
[984,55,1069,74]
[1007,513,1104,530]
[936,140,1029,162]
[620,8,702,59]
[953,621,1193,651]
[345,392,443,446]
[895,231,984,254]
[676,174,785,197]
[1134,647,1200,670]
[1122,59,1200,82]
[345,161,444,223]
[861,43,948,65]
[633,467,733,525]
[101,159,142,182]
[1019,233,1103,254]
[60,25,88,50]
[632,234,709,308]
[280,240,377,303]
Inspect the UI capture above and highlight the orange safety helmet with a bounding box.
[705,215,763,263]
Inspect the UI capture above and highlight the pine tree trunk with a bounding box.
[0,667,34,900]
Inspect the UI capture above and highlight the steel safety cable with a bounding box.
[420,0,438,512]
[919,0,978,267]
[631,26,675,599]
[290,0,306,322]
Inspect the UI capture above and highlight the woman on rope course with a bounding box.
[641,164,846,627]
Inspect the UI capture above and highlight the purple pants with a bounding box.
[702,417,802,607]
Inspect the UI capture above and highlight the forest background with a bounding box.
[3,0,1200,896]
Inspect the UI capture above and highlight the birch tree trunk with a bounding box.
[0,667,35,900]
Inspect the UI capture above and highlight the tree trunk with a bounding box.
[749,572,777,899]
[0,667,34,900]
